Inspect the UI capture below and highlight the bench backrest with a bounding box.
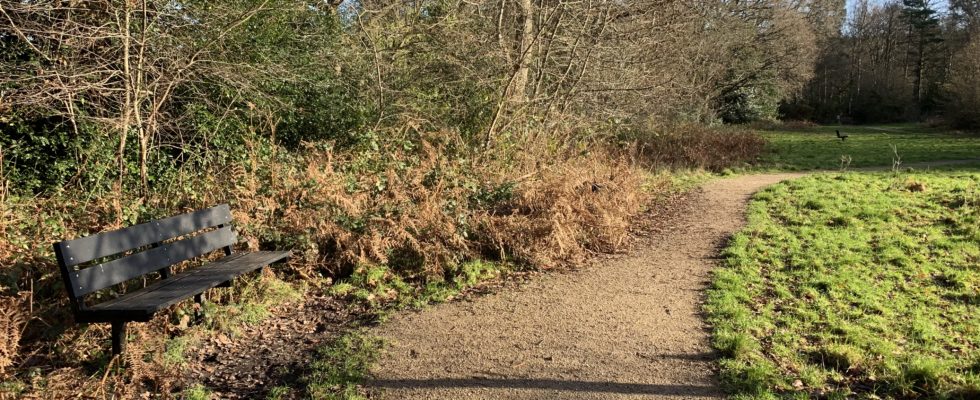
[53,204,237,306]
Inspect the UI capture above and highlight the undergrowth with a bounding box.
[0,131,650,397]
[628,124,767,171]
[707,170,980,399]
[329,259,507,310]
[0,271,300,399]
[0,124,759,397]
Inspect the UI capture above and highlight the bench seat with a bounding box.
[55,204,293,354]
[78,251,291,322]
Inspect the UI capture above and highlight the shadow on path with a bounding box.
[368,378,722,397]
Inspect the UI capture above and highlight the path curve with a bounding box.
[366,173,804,399]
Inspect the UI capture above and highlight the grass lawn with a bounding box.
[706,170,980,399]
[758,124,980,170]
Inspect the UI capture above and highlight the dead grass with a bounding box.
[633,124,766,171]
[223,131,655,280]
[231,138,478,279]
[0,295,25,377]
[0,128,658,397]
[0,120,762,396]
[477,152,647,267]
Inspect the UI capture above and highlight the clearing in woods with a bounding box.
[366,173,803,399]
[757,124,980,170]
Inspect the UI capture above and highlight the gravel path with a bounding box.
[366,173,804,400]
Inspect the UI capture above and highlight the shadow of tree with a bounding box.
[368,377,722,396]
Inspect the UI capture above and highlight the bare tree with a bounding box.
[0,0,284,193]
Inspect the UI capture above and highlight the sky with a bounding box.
[842,0,954,30]
[846,0,952,14]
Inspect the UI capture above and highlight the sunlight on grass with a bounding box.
[329,260,509,310]
[706,170,980,398]
[757,124,980,170]
[303,332,383,400]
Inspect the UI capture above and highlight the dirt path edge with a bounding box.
[366,173,804,400]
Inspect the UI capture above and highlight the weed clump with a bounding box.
[812,344,863,372]
[906,180,927,192]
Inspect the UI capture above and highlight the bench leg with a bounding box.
[111,321,127,356]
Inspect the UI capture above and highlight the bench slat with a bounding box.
[71,226,237,297]
[85,251,290,315]
[56,204,233,268]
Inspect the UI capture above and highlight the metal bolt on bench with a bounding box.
[53,204,290,355]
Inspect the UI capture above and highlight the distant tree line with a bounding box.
[782,0,980,127]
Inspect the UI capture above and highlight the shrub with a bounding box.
[0,127,657,396]
[476,151,647,267]
[631,124,766,171]
[219,130,653,280]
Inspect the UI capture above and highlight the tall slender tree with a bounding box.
[902,0,943,108]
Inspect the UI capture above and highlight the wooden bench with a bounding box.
[53,204,290,355]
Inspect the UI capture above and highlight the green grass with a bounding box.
[181,384,213,400]
[302,332,383,400]
[329,259,509,310]
[164,336,195,367]
[246,331,382,400]
[149,275,304,397]
[758,124,980,170]
[192,274,303,333]
[706,170,980,399]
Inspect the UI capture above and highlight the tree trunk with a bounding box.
[118,6,133,190]
[485,0,536,148]
[510,0,535,104]
[913,38,924,104]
